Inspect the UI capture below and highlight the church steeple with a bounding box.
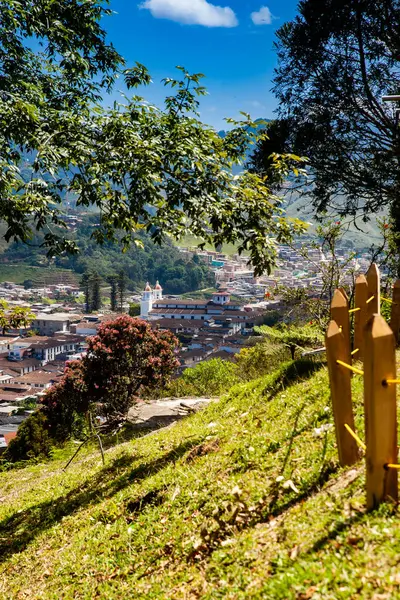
[140,282,153,318]
[154,280,163,300]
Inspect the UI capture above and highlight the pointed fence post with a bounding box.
[331,289,352,366]
[366,263,380,320]
[339,287,349,303]
[390,280,400,344]
[325,320,359,466]
[364,314,398,510]
[354,275,368,361]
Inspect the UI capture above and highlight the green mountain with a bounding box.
[0,215,214,294]
[285,193,384,251]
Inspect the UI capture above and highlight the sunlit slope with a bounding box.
[1,361,400,599]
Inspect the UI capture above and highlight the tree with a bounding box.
[9,306,36,334]
[39,316,180,442]
[5,411,52,462]
[90,273,102,312]
[0,301,35,335]
[255,324,324,360]
[129,303,140,317]
[81,273,91,314]
[108,276,118,312]
[158,358,240,398]
[117,270,127,312]
[177,359,239,396]
[0,0,123,254]
[271,220,359,329]
[235,341,287,380]
[0,14,307,276]
[252,0,400,248]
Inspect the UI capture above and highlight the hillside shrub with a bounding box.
[8,316,180,459]
[235,340,287,380]
[255,323,324,360]
[162,359,240,398]
[5,411,53,462]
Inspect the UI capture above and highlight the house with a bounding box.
[0,430,17,453]
[29,335,85,363]
[140,284,262,332]
[71,321,99,336]
[0,384,36,403]
[0,371,14,384]
[31,313,81,336]
[0,357,42,375]
[16,370,60,389]
[180,348,212,366]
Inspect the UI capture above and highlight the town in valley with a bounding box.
[0,241,372,451]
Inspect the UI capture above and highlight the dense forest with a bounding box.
[1,215,215,294]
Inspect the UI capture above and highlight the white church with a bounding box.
[140,281,163,318]
[139,281,254,325]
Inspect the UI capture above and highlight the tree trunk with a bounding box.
[390,120,400,276]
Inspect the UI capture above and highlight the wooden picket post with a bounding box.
[364,314,398,510]
[325,320,359,466]
[390,280,400,344]
[366,263,380,320]
[331,289,352,366]
[338,287,349,303]
[353,274,368,361]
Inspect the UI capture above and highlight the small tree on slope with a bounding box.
[6,316,180,459]
[255,324,324,361]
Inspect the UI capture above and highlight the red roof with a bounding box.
[4,431,17,445]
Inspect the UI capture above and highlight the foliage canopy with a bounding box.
[0,2,306,276]
[250,0,400,232]
[255,323,324,360]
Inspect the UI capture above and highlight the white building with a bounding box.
[140,282,163,319]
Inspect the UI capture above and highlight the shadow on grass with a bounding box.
[0,437,201,562]
[262,359,325,399]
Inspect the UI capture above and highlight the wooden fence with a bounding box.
[326,264,400,510]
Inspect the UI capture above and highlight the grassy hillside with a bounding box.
[1,361,400,598]
[0,264,79,286]
[175,234,241,257]
[285,194,384,251]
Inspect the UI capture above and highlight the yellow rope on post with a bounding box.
[385,464,400,470]
[384,379,400,385]
[351,348,359,356]
[336,360,364,376]
[381,296,397,305]
[366,295,375,304]
[344,423,366,451]
[349,307,361,314]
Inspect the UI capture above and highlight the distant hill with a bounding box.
[284,192,384,251]
[217,117,270,140]
[0,215,215,294]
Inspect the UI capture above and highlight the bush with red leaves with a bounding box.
[40,315,179,441]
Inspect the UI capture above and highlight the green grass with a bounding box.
[285,195,384,251]
[175,234,240,257]
[0,264,78,285]
[1,360,400,598]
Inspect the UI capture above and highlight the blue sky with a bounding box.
[105,0,300,129]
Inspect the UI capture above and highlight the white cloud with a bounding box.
[249,100,265,109]
[251,6,273,25]
[140,0,238,28]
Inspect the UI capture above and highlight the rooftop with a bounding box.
[17,371,60,385]
[33,313,81,321]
